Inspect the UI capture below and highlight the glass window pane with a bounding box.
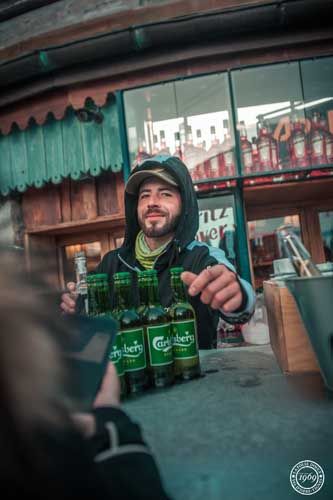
[319,211,333,262]
[174,74,235,179]
[232,62,303,175]
[247,215,300,291]
[124,83,178,167]
[197,194,239,270]
[124,73,234,181]
[62,241,101,284]
[301,57,333,169]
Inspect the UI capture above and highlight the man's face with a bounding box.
[137,178,182,238]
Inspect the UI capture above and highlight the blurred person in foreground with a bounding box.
[61,155,255,348]
[0,248,170,500]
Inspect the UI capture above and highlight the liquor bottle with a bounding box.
[239,121,253,175]
[289,113,309,168]
[257,117,273,171]
[173,132,183,160]
[195,129,206,179]
[141,269,174,388]
[133,140,151,167]
[222,119,236,176]
[320,114,333,164]
[251,136,260,172]
[159,130,171,155]
[115,272,148,394]
[152,134,160,155]
[169,267,201,380]
[205,125,224,178]
[310,111,327,166]
[108,275,127,397]
[276,225,321,277]
[74,251,88,314]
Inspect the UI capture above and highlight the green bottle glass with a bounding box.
[169,267,201,380]
[87,275,98,317]
[108,274,127,398]
[116,272,148,394]
[94,273,110,315]
[136,271,149,319]
[142,269,174,388]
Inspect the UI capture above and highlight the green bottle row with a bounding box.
[87,267,201,397]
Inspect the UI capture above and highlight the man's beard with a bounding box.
[138,211,181,238]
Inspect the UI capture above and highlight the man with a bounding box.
[61,155,255,348]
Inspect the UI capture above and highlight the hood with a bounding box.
[122,155,199,251]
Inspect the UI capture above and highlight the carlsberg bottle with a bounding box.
[108,274,127,397]
[142,270,174,388]
[115,272,148,394]
[169,267,201,380]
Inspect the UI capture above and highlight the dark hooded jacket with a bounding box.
[90,156,255,349]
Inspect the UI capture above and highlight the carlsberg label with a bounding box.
[122,328,146,372]
[172,319,198,360]
[109,331,125,376]
[147,324,173,366]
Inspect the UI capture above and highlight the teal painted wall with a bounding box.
[0,97,123,195]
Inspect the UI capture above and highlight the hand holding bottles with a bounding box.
[60,281,78,314]
[181,264,243,312]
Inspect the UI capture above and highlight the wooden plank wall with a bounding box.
[22,171,125,231]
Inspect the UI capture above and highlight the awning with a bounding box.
[0,93,123,195]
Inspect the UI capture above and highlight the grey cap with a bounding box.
[125,167,178,194]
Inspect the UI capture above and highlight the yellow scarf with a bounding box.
[135,230,171,269]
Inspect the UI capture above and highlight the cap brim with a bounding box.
[125,170,178,194]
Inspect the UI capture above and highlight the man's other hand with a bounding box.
[60,281,77,314]
[181,265,243,313]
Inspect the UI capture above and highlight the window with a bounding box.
[197,194,239,270]
[232,62,303,175]
[124,74,234,181]
[247,215,301,291]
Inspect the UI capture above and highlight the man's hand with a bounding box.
[181,264,243,313]
[60,281,77,314]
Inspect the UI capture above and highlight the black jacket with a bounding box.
[89,156,255,349]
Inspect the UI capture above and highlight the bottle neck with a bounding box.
[147,278,159,305]
[120,282,132,309]
[171,276,186,302]
[138,279,148,307]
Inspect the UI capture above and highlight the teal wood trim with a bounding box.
[228,72,243,177]
[115,90,131,182]
[234,185,252,284]
[0,97,123,195]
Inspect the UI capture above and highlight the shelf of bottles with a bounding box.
[124,58,333,187]
[239,107,333,185]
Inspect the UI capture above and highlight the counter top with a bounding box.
[123,345,333,500]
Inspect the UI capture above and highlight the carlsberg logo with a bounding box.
[123,340,144,358]
[173,331,195,347]
[153,336,173,353]
[109,346,122,363]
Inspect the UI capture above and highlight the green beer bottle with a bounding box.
[142,270,174,388]
[136,271,148,318]
[87,275,98,316]
[109,274,127,398]
[116,272,148,394]
[169,267,201,380]
[95,273,110,315]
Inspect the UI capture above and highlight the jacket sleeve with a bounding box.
[88,406,171,500]
[188,242,256,325]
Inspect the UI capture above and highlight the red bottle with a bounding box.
[239,121,253,175]
[183,125,198,180]
[159,130,171,155]
[320,114,333,164]
[173,132,183,160]
[289,114,309,168]
[310,111,327,166]
[195,129,207,179]
[133,140,151,167]
[257,118,273,171]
